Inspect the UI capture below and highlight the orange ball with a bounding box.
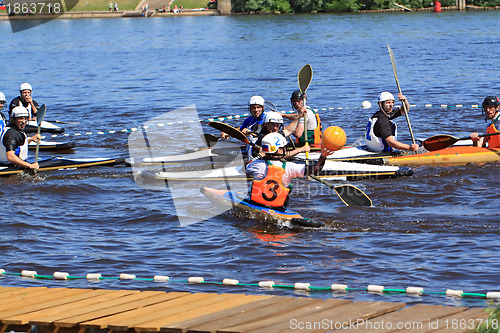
[322,126,347,152]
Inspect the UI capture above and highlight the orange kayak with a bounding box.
[386,146,500,166]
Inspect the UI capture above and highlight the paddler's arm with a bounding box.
[398,93,410,114]
[6,151,39,169]
[285,144,308,159]
[385,136,419,152]
[281,109,304,138]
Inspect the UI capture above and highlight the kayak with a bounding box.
[25,120,64,134]
[381,146,500,166]
[201,187,325,228]
[0,156,125,176]
[142,159,413,181]
[130,145,393,166]
[28,140,76,151]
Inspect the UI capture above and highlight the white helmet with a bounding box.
[0,92,5,102]
[20,82,32,91]
[264,111,283,124]
[378,91,394,103]
[261,133,287,154]
[11,106,30,118]
[249,95,265,106]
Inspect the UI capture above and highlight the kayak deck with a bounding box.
[201,187,325,228]
[386,146,500,166]
[0,156,125,176]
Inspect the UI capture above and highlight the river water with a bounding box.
[0,11,499,309]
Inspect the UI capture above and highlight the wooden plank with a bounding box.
[0,288,91,319]
[194,297,323,333]
[18,290,137,325]
[336,304,467,333]
[272,300,405,333]
[410,307,489,333]
[79,292,195,329]
[136,295,270,332]
[54,291,183,328]
[237,300,404,333]
[107,293,242,331]
[0,287,54,310]
[0,287,25,295]
[2,289,113,325]
[162,296,292,333]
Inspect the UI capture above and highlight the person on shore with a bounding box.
[252,111,308,160]
[114,2,118,11]
[0,106,41,169]
[365,91,419,153]
[470,95,500,148]
[9,83,39,120]
[245,132,325,210]
[281,90,322,147]
[108,1,113,11]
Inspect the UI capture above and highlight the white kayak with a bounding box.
[142,159,413,181]
[25,120,65,134]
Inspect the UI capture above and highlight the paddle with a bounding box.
[34,104,46,173]
[308,174,373,207]
[423,132,500,151]
[298,64,313,163]
[264,100,277,112]
[209,121,261,151]
[201,133,220,148]
[53,120,80,125]
[387,44,416,145]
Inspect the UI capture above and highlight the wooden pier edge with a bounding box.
[0,286,489,333]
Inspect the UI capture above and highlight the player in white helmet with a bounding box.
[245,132,325,210]
[365,91,418,153]
[252,111,309,160]
[220,95,267,140]
[0,106,41,169]
[9,82,39,120]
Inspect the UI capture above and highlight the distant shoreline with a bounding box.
[0,5,498,21]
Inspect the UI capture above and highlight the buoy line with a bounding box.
[1,269,499,300]
[44,104,484,140]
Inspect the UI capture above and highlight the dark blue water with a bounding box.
[0,11,499,308]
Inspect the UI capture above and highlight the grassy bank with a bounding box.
[70,0,208,11]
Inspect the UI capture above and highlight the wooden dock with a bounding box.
[0,286,489,333]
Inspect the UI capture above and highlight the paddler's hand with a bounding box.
[408,143,419,152]
[28,134,42,143]
[470,132,480,142]
[300,145,310,153]
[28,162,39,170]
[221,132,229,140]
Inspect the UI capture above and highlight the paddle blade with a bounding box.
[423,134,459,151]
[209,121,250,145]
[36,104,46,126]
[298,64,313,94]
[201,133,219,148]
[334,185,373,207]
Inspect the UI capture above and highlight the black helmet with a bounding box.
[290,90,304,101]
[482,96,500,108]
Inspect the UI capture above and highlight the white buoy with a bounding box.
[361,101,372,109]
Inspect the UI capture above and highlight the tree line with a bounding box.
[231,0,500,13]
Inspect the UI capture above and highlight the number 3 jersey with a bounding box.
[246,159,305,208]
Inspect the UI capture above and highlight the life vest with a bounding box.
[249,160,291,209]
[485,114,500,148]
[297,108,322,147]
[0,127,28,164]
[365,117,398,152]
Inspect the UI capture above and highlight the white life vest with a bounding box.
[0,127,28,164]
[365,117,398,153]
